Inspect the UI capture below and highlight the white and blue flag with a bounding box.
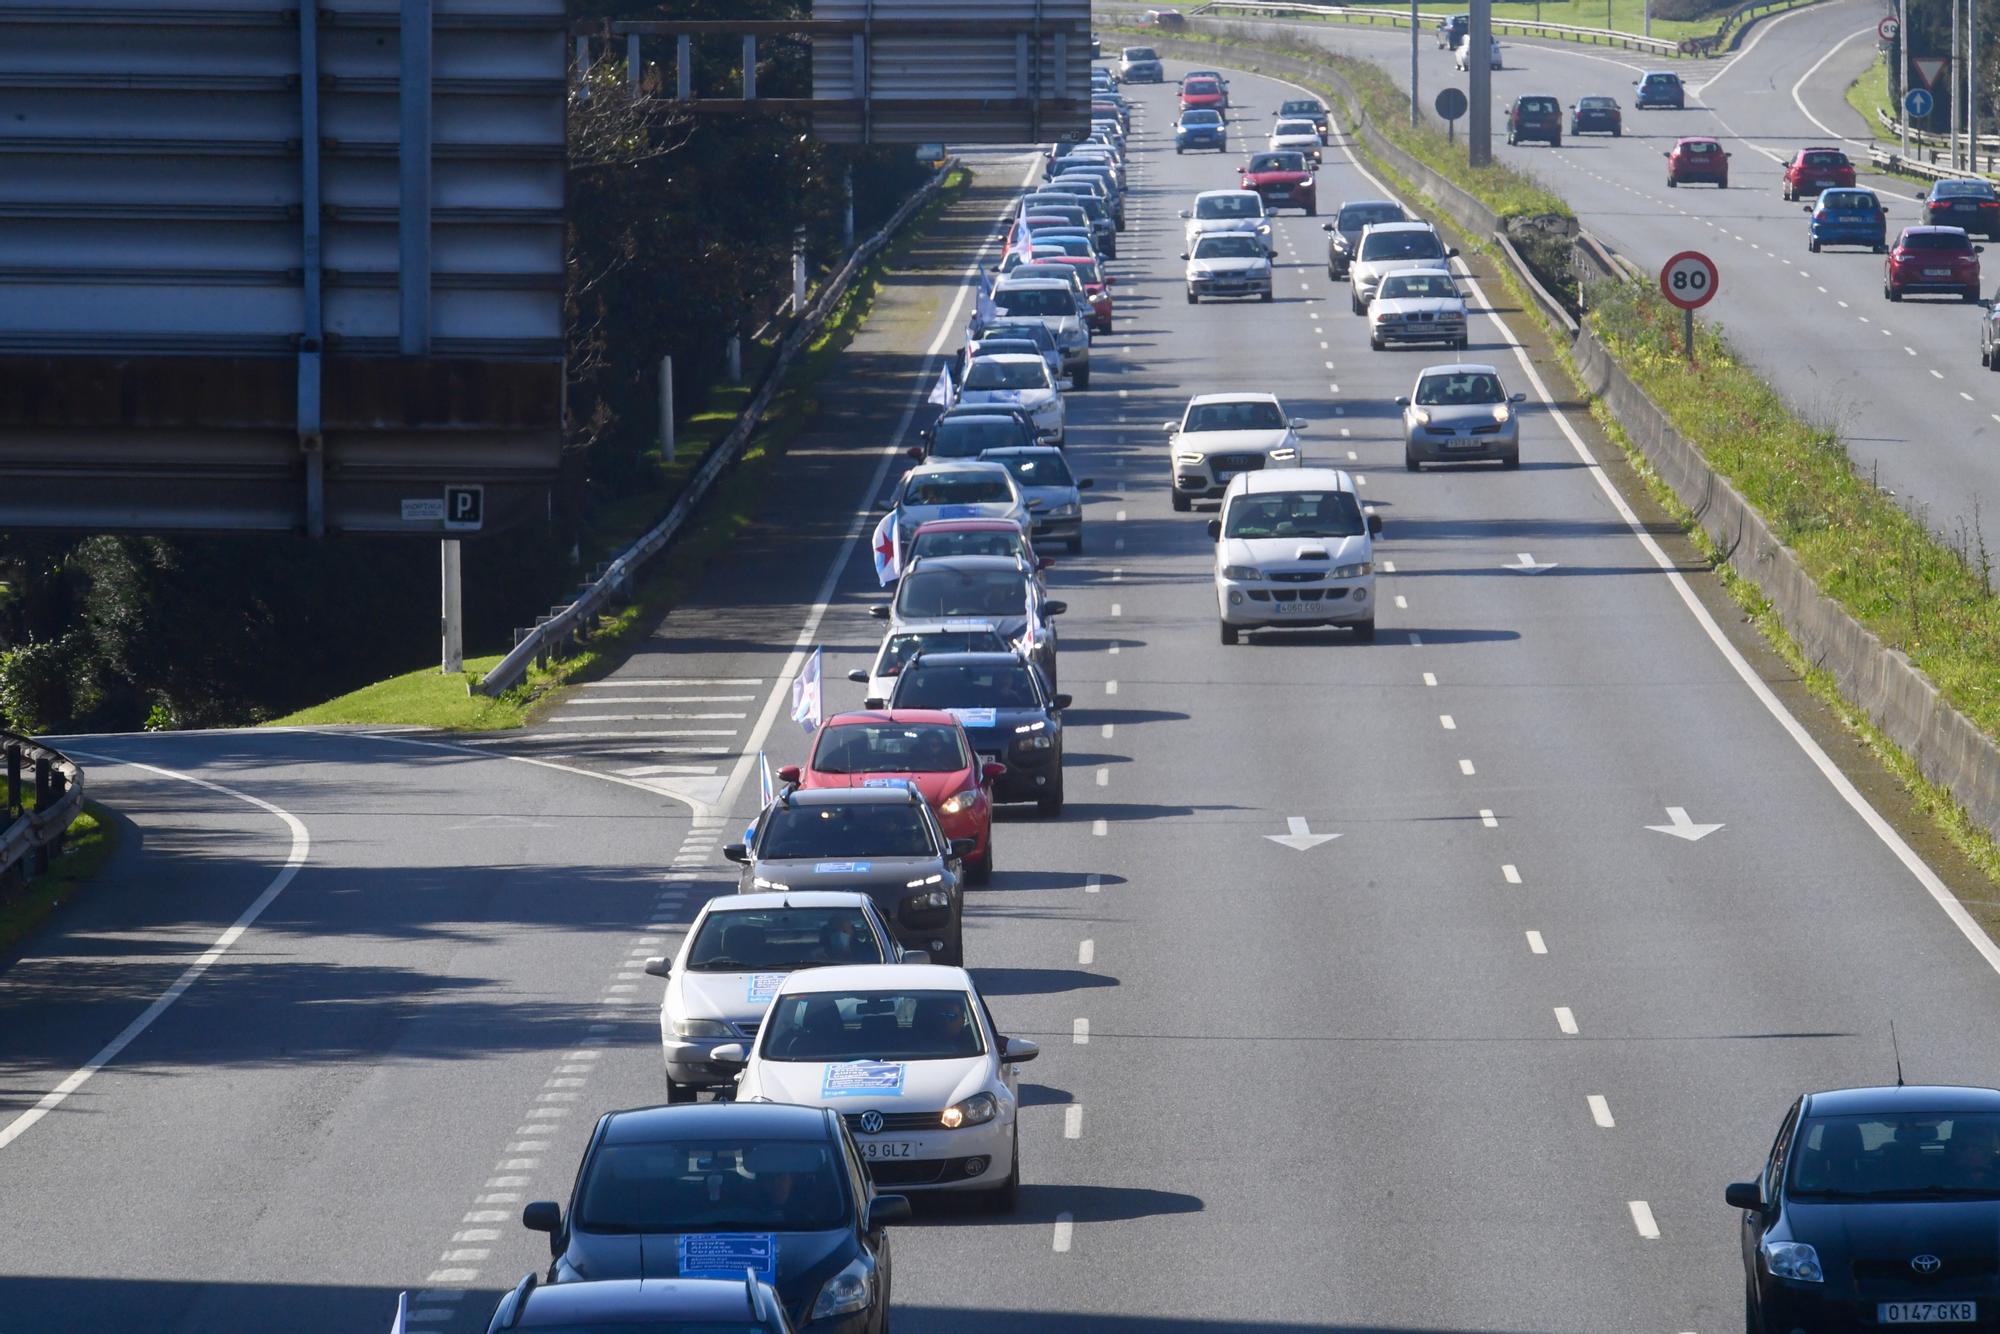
[758,749,775,806]
[926,362,954,408]
[791,647,824,735]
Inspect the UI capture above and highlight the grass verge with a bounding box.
[1846,52,1896,143]
[268,168,972,732]
[0,801,115,958]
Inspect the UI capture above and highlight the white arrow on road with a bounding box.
[1645,806,1725,842]
[1504,552,1556,574]
[1265,816,1341,852]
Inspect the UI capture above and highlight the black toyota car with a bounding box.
[1730,1084,2000,1330]
[887,651,1068,816]
[523,1102,909,1334]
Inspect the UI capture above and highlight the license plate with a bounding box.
[978,753,1001,769]
[1446,438,1484,449]
[1215,470,1236,481]
[1272,600,1316,615]
[859,1141,917,1160]
[1926,268,1953,277]
[1880,1301,1976,1323]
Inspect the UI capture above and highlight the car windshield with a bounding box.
[1181,110,1222,126]
[1415,371,1504,405]
[1249,152,1306,172]
[1579,96,1616,109]
[1224,489,1367,539]
[1340,203,1405,230]
[1124,47,1158,59]
[1359,230,1444,260]
[962,360,1049,392]
[1184,399,1286,432]
[760,988,986,1063]
[994,288,1073,317]
[1903,231,1973,251]
[687,907,885,972]
[895,569,1029,619]
[932,417,1027,458]
[1789,1112,2000,1199]
[812,722,969,775]
[1195,234,1267,259]
[908,528,1025,562]
[1274,121,1316,136]
[990,452,1074,488]
[894,660,1042,710]
[1184,79,1219,94]
[575,1138,849,1234]
[759,802,934,859]
[902,472,1013,505]
[1379,273,1457,300]
[1195,195,1260,219]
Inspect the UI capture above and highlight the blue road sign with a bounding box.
[1907,87,1935,119]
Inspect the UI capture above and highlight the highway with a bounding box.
[6,40,2000,1333]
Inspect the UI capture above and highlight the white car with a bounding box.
[957,353,1065,444]
[1209,467,1382,644]
[646,892,914,1103]
[1267,118,1323,162]
[1456,35,1502,69]
[1184,231,1275,303]
[1163,392,1305,512]
[885,460,1029,546]
[1367,267,1469,351]
[1179,188,1272,252]
[716,963,1038,1210]
[848,619,1011,702]
[991,277,1092,388]
[1349,220,1457,315]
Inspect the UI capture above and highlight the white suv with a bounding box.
[1348,220,1457,314]
[1208,467,1383,644]
[1162,393,1304,512]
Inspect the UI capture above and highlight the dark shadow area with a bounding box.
[915,1182,1204,1228]
[1063,707,1191,729]
[0,1276,456,1334]
[967,966,1118,997]
[1015,1081,1074,1107]
[1062,801,1250,825]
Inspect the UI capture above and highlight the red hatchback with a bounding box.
[1239,149,1318,214]
[1781,146,1855,201]
[1665,137,1730,188]
[1179,77,1224,112]
[789,709,1004,883]
[1883,225,1982,302]
[1046,254,1115,332]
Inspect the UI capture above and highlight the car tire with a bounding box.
[1887,284,1902,301]
[1176,146,1184,154]
[1874,241,1888,253]
[1261,289,1274,302]
[1405,453,1420,472]
[1970,287,1984,304]
[1074,364,1090,389]
[1667,177,1677,188]
[1370,335,1384,351]
[1353,618,1376,643]
[1187,290,1198,304]
[1351,293,1364,315]
[1613,125,1621,137]
[1172,490,1191,513]
[1744,1283,1766,1334]
[1068,532,1083,554]
[1719,178,1729,189]
[985,1129,1021,1215]
[1551,133,1561,148]
[1220,622,1239,645]
[1808,237,1820,253]
[1456,336,1470,351]
[968,842,993,885]
[1990,345,2000,372]
[1504,451,1521,470]
[665,1076,698,1105]
[1037,777,1064,818]
[938,925,964,967]
[1506,132,1516,145]
[1305,202,1316,216]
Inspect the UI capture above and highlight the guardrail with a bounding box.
[1,733,83,882]
[1872,107,2000,175]
[1189,0,1682,55]
[476,159,960,697]
[1868,141,1993,183]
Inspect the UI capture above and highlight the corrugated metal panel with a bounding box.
[810,0,1090,143]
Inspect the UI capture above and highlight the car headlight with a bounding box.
[1761,1241,1823,1283]
[1014,719,1047,733]
[672,1017,734,1039]
[811,1258,874,1319]
[1269,446,1298,461]
[1049,502,1079,518]
[1016,733,1054,750]
[1222,565,1263,580]
[1256,222,1271,234]
[941,1092,999,1128]
[1176,452,1207,465]
[1332,562,1371,578]
[1493,404,1512,423]
[752,876,789,891]
[940,788,982,815]
[906,873,944,888]
[1411,408,1432,426]
[1302,175,1316,186]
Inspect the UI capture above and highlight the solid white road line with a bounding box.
[1554,1006,1579,1035]
[1629,1200,1662,1239]
[1789,24,1878,146]
[1526,930,1547,954]
[1589,1094,1616,1127]
[0,752,310,1153]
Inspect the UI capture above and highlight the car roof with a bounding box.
[1360,220,1438,235]
[993,278,1071,293]
[776,962,975,994]
[1902,224,1973,236]
[908,459,1012,478]
[1338,198,1402,210]
[1798,144,1845,154]
[715,890,888,911]
[910,518,1022,535]
[879,615,1004,631]
[1804,1085,2000,1116]
[972,353,1049,367]
[822,708,964,728]
[1415,362,1502,376]
[512,1277,779,1325]
[1234,465,1359,495]
[903,554,1028,573]
[774,784,925,808]
[602,1101,830,1145]
[1378,266,1455,280]
[1187,391,1282,406]
[1194,188,1261,201]
[906,649,1031,671]
[979,445,1064,458]
[1674,136,1720,145]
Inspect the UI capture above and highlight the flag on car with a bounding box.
[758,749,775,806]
[1017,612,1039,663]
[974,280,998,328]
[790,647,823,734]
[1009,215,1034,257]
[871,509,901,586]
[926,362,954,408]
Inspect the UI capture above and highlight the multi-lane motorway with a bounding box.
[7,27,2000,1333]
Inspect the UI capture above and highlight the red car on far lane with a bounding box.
[1239,149,1318,215]
[1780,146,1855,201]
[1044,254,1115,333]
[1179,77,1225,112]
[1665,136,1730,189]
[789,709,1005,883]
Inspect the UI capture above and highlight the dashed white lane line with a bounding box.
[1079,939,1094,965]
[1091,818,1108,837]
[1116,508,1127,521]
[1859,315,1869,322]
[1629,1200,1662,1239]
[1909,346,1919,356]
[1064,1105,1084,1138]
[1480,809,1498,827]
[1347,449,1359,460]
[1111,602,1122,616]
[1096,767,1109,786]
[1525,930,1547,954]
[1554,1006,1579,1035]
[1072,1018,1090,1044]
[1423,672,1437,686]
[1458,758,1476,775]
[1408,630,1422,645]
[1053,1213,1076,1252]
[1104,680,1118,695]
[1589,1094,1616,1128]
[1100,722,1114,739]
[1380,559,1394,572]
[1838,299,1849,308]
[1502,864,1522,884]
[1394,594,1408,609]
[1963,392,1976,401]
[1438,713,1454,729]
[1932,369,1945,378]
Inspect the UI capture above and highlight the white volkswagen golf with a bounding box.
[714,963,1038,1212]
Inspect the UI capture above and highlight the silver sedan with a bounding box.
[1397,364,1526,470]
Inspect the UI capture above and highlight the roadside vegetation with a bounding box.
[1846,53,1895,142]
[0,802,114,958]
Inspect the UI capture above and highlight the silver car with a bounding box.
[1349,221,1456,314]
[981,445,1092,553]
[992,278,1092,389]
[1397,363,1527,470]
[1119,45,1163,82]
[1367,269,1468,351]
[1184,232,1275,303]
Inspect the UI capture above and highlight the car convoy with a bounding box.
[431,49,2000,1334]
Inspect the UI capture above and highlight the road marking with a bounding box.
[1423,672,1437,686]
[1647,806,1725,842]
[1104,680,1118,695]
[579,677,758,687]
[1092,818,1107,836]
[1589,1094,1615,1127]
[1502,864,1522,884]
[1394,594,1408,609]
[0,752,310,1153]
[1859,315,1869,322]
[1817,286,1827,293]
[1111,602,1122,616]
[1096,767,1108,786]
[1459,758,1476,775]
[1079,939,1095,965]
[1480,809,1497,827]
[1101,723,1114,739]
[1439,714,1455,729]
[1085,874,1101,894]
[1838,299,1848,307]
[1964,392,1976,401]
[1064,1105,1083,1138]
[1266,815,1340,851]
[1356,474,1367,485]
[1409,631,1423,645]
[1116,508,1127,521]
[1525,930,1547,954]
[1909,347,1920,357]
[1789,23,1877,146]
[1554,1006,1579,1035]
[1505,552,1555,573]
[565,695,754,705]
[1932,368,1946,378]
[1053,1213,1075,1251]
[1629,1200,1661,1239]
[1072,1018,1090,1044]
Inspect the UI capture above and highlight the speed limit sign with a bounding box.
[1660,250,1719,310]
[1879,15,1899,41]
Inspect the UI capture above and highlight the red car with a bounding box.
[1781,146,1855,201]
[1239,149,1318,215]
[1179,77,1225,112]
[1883,225,1982,302]
[788,709,1004,883]
[1045,254,1115,332]
[1665,137,1730,189]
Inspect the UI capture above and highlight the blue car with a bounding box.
[1175,109,1227,153]
[1806,187,1887,253]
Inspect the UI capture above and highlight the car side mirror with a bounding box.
[898,948,930,965]
[1289,418,1309,429]
[1724,1181,1763,1211]
[778,764,802,785]
[863,697,886,709]
[523,1201,562,1253]
[869,604,890,619]
[982,761,1007,783]
[1162,421,1178,433]
[1038,555,1055,570]
[644,956,671,978]
[1178,252,1189,260]
[908,445,925,460]
[1077,478,1094,489]
[709,1043,747,1066]
[1043,600,1067,616]
[1368,513,1384,536]
[1052,693,1072,710]
[1446,247,1460,257]
[950,838,976,860]
[1801,204,1811,213]
[1178,209,1192,218]
[848,668,870,683]
[1394,395,1410,407]
[724,842,749,863]
[1002,1036,1041,1063]
[1206,519,1222,540]
[867,1195,914,1231]
[1510,392,1527,403]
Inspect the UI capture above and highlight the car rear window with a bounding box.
[1339,203,1405,229]
[1184,79,1219,93]
[906,529,1025,562]
[1195,195,1260,218]
[990,452,1074,488]
[894,660,1041,709]
[904,469,1016,503]
[962,359,1048,391]
[1519,98,1557,112]
[1124,47,1158,59]
[877,626,1009,669]
[687,907,885,970]
[1802,151,1847,167]
[1579,96,1616,109]
[1938,180,1996,198]
[1902,231,1973,251]
[993,287,1073,317]
[1682,142,1718,154]
[895,569,1030,619]
[760,803,934,859]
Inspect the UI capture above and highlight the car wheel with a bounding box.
[1176,146,1184,154]
[1074,365,1090,389]
[1781,186,1791,201]
[1667,177,1678,188]
[1551,134,1561,148]
[1613,125,1621,137]
[1405,453,1420,472]
[938,925,964,967]
[666,1076,697,1105]
[1172,490,1191,513]
[1990,345,2000,372]
[1370,335,1384,351]
[985,1129,1021,1215]
[1744,1282,1765,1334]
[1068,532,1083,554]
[1260,288,1273,302]
[1874,241,1887,253]
[1504,451,1521,470]
[968,841,993,885]
[1186,289,1198,304]
[1037,776,1064,818]
[1719,178,1729,189]
[1887,284,1902,301]
[1305,202,1316,216]
[1506,132,1516,145]
[1808,237,1819,253]
[1456,336,1470,351]
[1328,264,1338,280]
[1220,622,1239,645]
[1970,287,1984,304]
[1351,293,1364,315]
[1353,618,1376,643]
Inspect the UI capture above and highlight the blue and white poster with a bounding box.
[813,861,872,874]
[821,1061,907,1098]
[679,1233,776,1282]
[946,707,997,728]
[745,973,786,1003]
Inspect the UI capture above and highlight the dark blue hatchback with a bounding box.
[1807,188,1888,253]
[1175,109,1227,153]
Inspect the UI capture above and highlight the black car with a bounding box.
[726,785,970,964]
[485,1273,796,1332]
[523,1102,908,1334]
[1569,95,1622,136]
[887,651,1069,815]
[877,554,1063,688]
[1634,69,1685,109]
[1276,97,1330,142]
[1730,1084,2000,1331]
[916,407,1038,462]
[1928,178,2000,240]
[1322,199,1407,280]
[1436,13,1469,48]
[1505,95,1562,147]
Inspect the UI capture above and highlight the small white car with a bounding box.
[716,963,1039,1211]
[1209,467,1382,643]
[886,460,1029,546]
[1267,118,1323,162]
[956,353,1065,444]
[1179,188,1272,252]
[1184,231,1275,303]
[1456,35,1502,70]
[848,619,1011,702]
[1349,220,1456,314]
[1163,392,1305,512]
[646,892,913,1103]
[1367,268,1469,351]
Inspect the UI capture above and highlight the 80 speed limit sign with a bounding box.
[1659,250,1719,310]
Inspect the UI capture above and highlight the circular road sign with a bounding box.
[1678,36,1699,55]
[1879,15,1900,41]
[1907,87,1935,119]
[1659,250,1719,310]
[1434,87,1468,121]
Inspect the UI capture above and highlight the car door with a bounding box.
[1743,1099,1800,1273]
[835,1119,892,1316]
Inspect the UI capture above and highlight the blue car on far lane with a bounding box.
[1175,108,1227,153]
[1806,187,1888,253]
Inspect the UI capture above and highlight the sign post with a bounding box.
[1907,87,1935,121]
[1659,250,1719,366]
[1434,87,1468,145]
